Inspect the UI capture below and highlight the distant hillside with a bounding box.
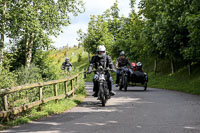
[50,46,89,72]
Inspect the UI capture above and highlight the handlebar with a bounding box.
[85,68,116,74]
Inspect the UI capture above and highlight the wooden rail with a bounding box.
[0,73,82,119]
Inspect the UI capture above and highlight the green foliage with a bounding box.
[0,66,16,89]
[79,15,114,54]
[78,53,82,62]
[0,0,85,67]
[15,64,43,85]
[33,50,61,80]
[139,0,200,62]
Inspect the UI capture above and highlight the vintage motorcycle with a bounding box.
[118,66,129,92]
[85,66,114,106]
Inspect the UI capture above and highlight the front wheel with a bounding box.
[99,83,106,107]
[124,76,128,92]
[119,77,123,90]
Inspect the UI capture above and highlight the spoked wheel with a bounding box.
[124,76,128,92]
[100,93,106,107]
[99,83,107,107]
[119,78,123,90]
[144,82,147,91]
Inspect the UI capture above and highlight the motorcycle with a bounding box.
[118,66,129,92]
[85,66,114,107]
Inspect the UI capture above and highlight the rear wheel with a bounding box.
[144,82,147,91]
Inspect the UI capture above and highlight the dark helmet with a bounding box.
[120,51,125,56]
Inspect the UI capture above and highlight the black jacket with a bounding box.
[115,57,132,68]
[88,55,114,70]
[61,61,72,70]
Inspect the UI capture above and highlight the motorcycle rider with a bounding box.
[61,57,73,72]
[88,45,116,97]
[136,62,148,83]
[115,51,133,87]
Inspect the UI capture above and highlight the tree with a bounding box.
[0,0,7,65]
[1,0,84,67]
[139,0,192,74]
[78,15,113,55]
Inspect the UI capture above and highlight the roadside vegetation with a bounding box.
[0,46,87,130]
[77,0,200,94]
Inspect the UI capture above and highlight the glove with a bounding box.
[88,67,92,74]
[111,69,116,73]
[61,66,65,70]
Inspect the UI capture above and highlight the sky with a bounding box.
[51,0,140,48]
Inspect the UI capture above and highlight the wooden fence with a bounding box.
[0,73,82,119]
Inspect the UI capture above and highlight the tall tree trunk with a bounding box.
[154,58,157,75]
[188,60,191,76]
[25,33,34,68]
[0,1,6,65]
[171,59,175,74]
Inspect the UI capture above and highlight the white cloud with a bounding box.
[52,0,140,48]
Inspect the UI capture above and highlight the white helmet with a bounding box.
[97,45,106,57]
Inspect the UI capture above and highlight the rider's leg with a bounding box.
[115,69,121,86]
[68,67,72,72]
[93,74,99,97]
[107,73,115,96]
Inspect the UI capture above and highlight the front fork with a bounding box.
[98,81,109,98]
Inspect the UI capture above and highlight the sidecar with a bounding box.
[129,71,148,91]
[128,62,148,91]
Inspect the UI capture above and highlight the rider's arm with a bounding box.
[88,56,95,71]
[107,55,115,70]
[61,62,65,70]
[69,62,72,67]
[115,58,119,69]
[127,59,133,69]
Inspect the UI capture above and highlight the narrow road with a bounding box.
[1,82,200,133]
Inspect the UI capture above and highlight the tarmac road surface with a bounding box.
[1,82,200,133]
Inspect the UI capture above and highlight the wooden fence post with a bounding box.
[71,80,74,96]
[54,84,58,103]
[39,87,43,111]
[39,87,43,100]
[3,95,8,111]
[64,81,67,96]
[3,95,9,121]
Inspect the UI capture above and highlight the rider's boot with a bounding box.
[109,90,116,96]
[92,92,98,97]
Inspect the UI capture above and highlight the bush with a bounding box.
[33,50,62,81]
[15,64,43,85]
[0,66,17,89]
[78,53,82,62]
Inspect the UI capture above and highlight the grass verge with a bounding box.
[146,61,200,95]
[0,82,86,131]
